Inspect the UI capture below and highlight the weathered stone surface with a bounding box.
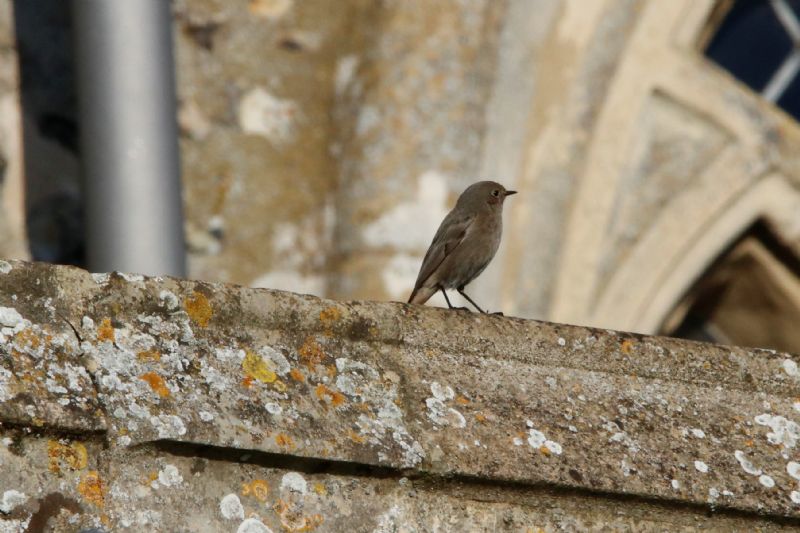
[1,261,800,530]
[0,0,29,262]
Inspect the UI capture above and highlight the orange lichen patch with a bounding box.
[347,430,366,444]
[539,446,551,456]
[745,439,754,447]
[289,368,305,382]
[313,483,327,496]
[242,350,277,384]
[325,365,337,379]
[319,306,342,335]
[315,384,346,408]
[97,318,115,343]
[48,440,88,473]
[298,337,326,370]
[242,375,255,389]
[241,479,270,502]
[455,396,470,405]
[184,291,212,327]
[137,349,161,363]
[275,500,324,532]
[620,339,634,355]
[475,413,487,423]
[13,328,41,350]
[140,372,170,398]
[78,470,106,508]
[275,433,295,449]
[319,306,342,326]
[146,471,159,485]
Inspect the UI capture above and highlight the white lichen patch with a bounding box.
[237,517,275,533]
[91,272,110,284]
[373,504,404,533]
[150,414,187,439]
[200,362,231,392]
[0,490,27,513]
[335,357,424,467]
[158,290,180,311]
[45,378,68,395]
[156,464,183,487]
[0,307,28,340]
[759,474,775,488]
[119,272,145,283]
[525,425,562,455]
[734,450,762,476]
[603,421,639,453]
[238,87,297,144]
[557,337,566,346]
[787,461,800,480]
[259,346,290,376]
[0,367,14,402]
[671,479,680,490]
[280,472,307,495]
[791,491,800,504]
[755,413,800,448]
[431,382,452,400]
[199,410,214,422]
[0,260,11,274]
[220,493,245,520]
[783,358,799,377]
[215,347,245,362]
[694,460,709,473]
[265,402,283,415]
[425,382,465,429]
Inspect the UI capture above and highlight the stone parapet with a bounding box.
[1,261,799,531]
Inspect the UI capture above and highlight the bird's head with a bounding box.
[457,181,517,211]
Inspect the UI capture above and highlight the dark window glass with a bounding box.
[777,71,800,117]
[706,1,792,92]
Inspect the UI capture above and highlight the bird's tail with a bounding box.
[408,285,436,305]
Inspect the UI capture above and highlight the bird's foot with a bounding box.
[490,311,504,316]
[450,306,471,312]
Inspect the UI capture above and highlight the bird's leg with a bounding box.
[457,287,487,314]
[440,288,455,309]
[441,288,469,311]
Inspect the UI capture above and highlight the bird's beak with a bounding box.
[504,190,517,196]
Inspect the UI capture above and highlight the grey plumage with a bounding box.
[408,181,516,313]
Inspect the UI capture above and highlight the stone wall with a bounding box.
[1,261,799,531]
[5,0,800,342]
[0,0,27,261]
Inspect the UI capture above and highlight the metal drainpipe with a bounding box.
[72,0,186,277]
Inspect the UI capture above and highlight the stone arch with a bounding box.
[591,173,800,334]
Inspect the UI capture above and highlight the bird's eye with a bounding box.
[492,190,500,197]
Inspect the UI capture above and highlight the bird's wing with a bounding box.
[410,210,476,295]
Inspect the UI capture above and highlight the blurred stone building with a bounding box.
[2,0,800,352]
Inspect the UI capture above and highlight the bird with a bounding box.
[407,180,516,313]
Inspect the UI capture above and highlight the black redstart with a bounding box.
[407,181,516,313]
